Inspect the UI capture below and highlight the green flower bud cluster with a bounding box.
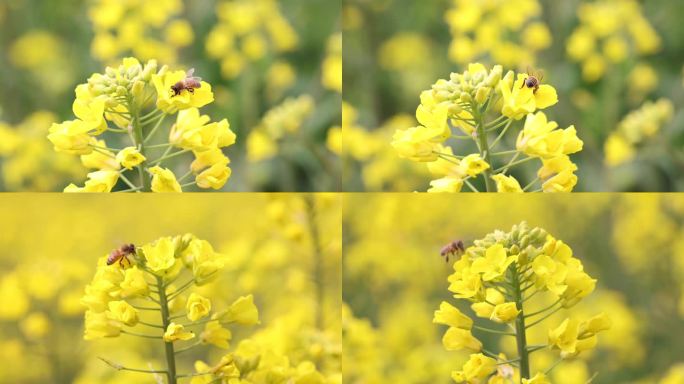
[431,64,503,112]
[469,222,548,264]
[87,59,165,107]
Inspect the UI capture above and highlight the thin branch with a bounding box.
[130,304,160,311]
[99,357,167,374]
[526,305,563,329]
[167,279,196,301]
[138,320,165,329]
[121,329,162,339]
[174,341,203,355]
[472,324,516,336]
[525,299,562,319]
[463,178,480,193]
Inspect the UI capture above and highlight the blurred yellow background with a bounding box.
[0,193,341,383]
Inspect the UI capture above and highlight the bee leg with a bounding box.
[520,78,526,89]
[188,88,195,94]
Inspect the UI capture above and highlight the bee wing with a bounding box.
[186,68,195,77]
[538,69,545,82]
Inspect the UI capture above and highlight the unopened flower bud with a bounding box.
[520,235,530,249]
[475,87,491,104]
[131,81,145,100]
[115,86,127,97]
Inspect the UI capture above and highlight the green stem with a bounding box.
[130,304,159,311]
[144,114,167,143]
[494,156,535,174]
[523,177,540,192]
[496,358,521,365]
[472,324,516,336]
[149,149,191,166]
[489,120,513,149]
[174,341,202,354]
[474,108,494,192]
[512,264,530,381]
[121,330,162,339]
[179,317,214,327]
[485,114,506,127]
[490,150,518,157]
[130,100,151,192]
[525,299,561,319]
[167,278,195,302]
[177,371,213,378]
[463,178,479,193]
[178,169,194,183]
[180,181,197,189]
[156,275,178,384]
[138,320,165,329]
[99,357,167,375]
[140,108,164,122]
[544,358,563,375]
[118,171,139,191]
[526,306,563,329]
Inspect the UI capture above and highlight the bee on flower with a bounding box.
[46,57,237,192]
[391,63,582,193]
[81,234,261,383]
[435,222,610,383]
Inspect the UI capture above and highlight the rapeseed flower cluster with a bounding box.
[247,95,314,162]
[81,235,260,383]
[604,99,674,167]
[0,112,84,191]
[445,0,552,67]
[47,57,236,192]
[335,103,429,191]
[391,63,582,192]
[436,222,609,382]
[89,0,193,63]
[205,0,298,79]
[566,0,661,82]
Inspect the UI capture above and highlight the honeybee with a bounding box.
[520,66,544,94]
[440,240,465,262]
[107,243,136,267]
[171,68,202,97]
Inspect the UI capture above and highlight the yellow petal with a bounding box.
[534,85,558,109]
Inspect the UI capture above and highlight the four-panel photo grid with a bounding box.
[0,0,683,383]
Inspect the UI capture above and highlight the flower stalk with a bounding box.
[511,263,530,379]
[156,275,178,384]
[473,107,494,192]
